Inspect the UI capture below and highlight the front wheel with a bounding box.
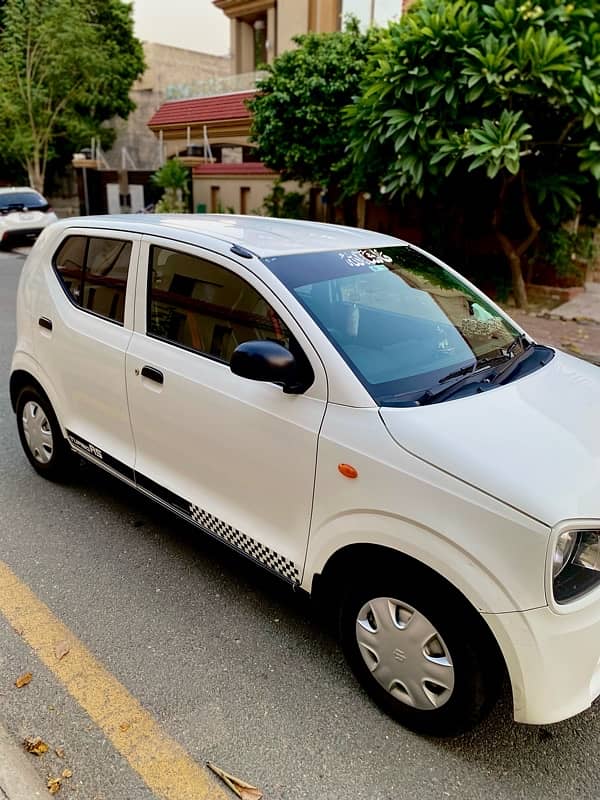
[16,386,74,481]
[340,573,502,736]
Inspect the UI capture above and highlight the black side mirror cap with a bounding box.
[230,340,308,394]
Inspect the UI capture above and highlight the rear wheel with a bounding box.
[340,571,502,736]
[16,386,74,481]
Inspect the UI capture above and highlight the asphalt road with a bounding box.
[1,249,600,799]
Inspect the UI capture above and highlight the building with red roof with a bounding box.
[147,0,410,215]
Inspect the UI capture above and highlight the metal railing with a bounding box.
[165,71,268,101]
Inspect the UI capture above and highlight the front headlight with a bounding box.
[553,530,578,578]
[552,528,600,604]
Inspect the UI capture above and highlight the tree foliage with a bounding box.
[0,0,144,192]
[346,0,600,307]
[151,158,190,213]
[248,21,375,191]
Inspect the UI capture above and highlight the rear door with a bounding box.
[33,229,140,472]
[125,237,328,583]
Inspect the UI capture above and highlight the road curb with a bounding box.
[0,720,46,799]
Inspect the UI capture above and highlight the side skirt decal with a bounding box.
[65,430,300,584]
[190,504,300,583]
[66,430,135,482]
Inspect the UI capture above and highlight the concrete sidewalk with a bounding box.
[509,282,600,366]
[548,281,600,323]
[0,720,45,799]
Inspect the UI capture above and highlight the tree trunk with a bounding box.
[495,230,529,310]
[26,158,44,193]
[492,171,541,311]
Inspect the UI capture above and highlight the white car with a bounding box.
[10,215,600,736]
[0,186,58,248]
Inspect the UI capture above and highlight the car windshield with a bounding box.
[0,191,47,210]
[264,245,522,404]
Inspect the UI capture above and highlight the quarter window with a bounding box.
[147,246,290,363]
[54,236,86,304]
[54,235,132,324]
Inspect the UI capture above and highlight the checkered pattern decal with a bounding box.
[189,504,300,583]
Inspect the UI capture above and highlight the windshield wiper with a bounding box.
[473,333,531,370]
[438,362,477,384]
[0,203,26,215]
[418,365,495,405]
[418,335,533,406]
[490,333,534,383]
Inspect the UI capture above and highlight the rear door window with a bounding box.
[53,235,133,324]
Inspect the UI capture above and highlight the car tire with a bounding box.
[339,569,502,736]
[16,386,74,481]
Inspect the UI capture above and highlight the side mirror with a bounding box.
[230,340,306,394]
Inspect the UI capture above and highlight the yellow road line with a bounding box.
[0,560,227,800]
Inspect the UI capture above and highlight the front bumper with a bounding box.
[484,601,600,725]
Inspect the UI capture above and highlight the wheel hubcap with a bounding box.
[22,401,53,464]
[356,597,454,710]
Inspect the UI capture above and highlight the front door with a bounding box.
[125,237,327,583]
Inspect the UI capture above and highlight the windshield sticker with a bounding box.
[339,249,393,269]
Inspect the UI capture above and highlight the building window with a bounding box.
[341,0,402,28]
[210,186,220,213]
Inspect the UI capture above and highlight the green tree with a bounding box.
[0,0,144,192]
[248,20,374,212]
[151,158,190,213]
[346,0,600,308]
[261,179,308,219]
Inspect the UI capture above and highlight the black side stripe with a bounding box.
[65,430,300,583]
[66,430,135,481]
[135,472,190,514]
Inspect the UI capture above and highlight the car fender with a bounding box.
[303,509,541,614]
[10,351,66,435]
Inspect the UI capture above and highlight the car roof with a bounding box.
[60,214,405,258]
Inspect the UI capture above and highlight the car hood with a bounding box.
[379,350,600,525]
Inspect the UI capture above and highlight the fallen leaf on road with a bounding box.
[55,747,65,759]
[47,776,61,794]
[23,736,49,756]
[119,722,130,732]
[11,623,24,636]
[54,641,70,661]
[207,762,263,800]
[15,672,32,688]
[61,769,73,779]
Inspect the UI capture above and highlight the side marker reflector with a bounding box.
[338,463,358,479]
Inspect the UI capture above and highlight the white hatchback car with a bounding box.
[10,215,600,736]
[0,187,58,248]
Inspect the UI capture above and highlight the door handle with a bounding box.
[38,317,53,331]
[141,366,164,385]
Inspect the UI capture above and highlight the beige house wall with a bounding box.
[277,0,310,52]
[192,176,302,215]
